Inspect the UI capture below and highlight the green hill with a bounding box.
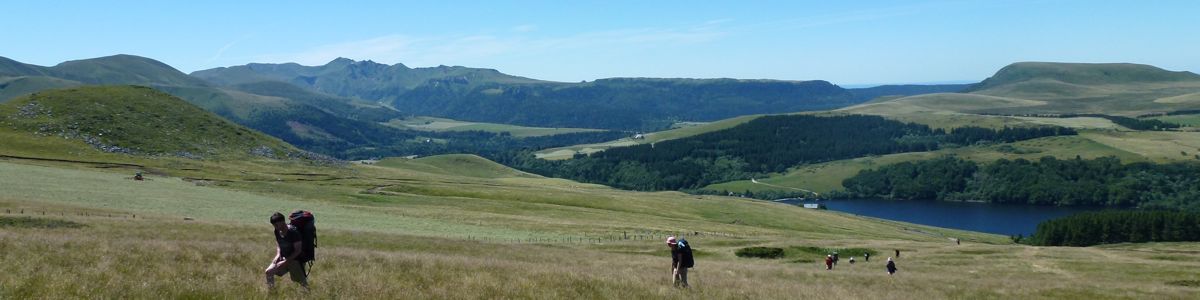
[377,154,542,179]
[0,56,421,157]
[969,62,1200,91]
[840,62,1200,121]
[0,85,295,158]
[0,76,83,103]
[0,56,53,77]
[51,55,212,87]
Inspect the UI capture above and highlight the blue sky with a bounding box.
[4,0,1198,85]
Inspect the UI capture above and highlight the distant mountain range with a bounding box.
[192,58,969,130]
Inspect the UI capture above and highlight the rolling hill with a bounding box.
[0,55,422,157]
[0,85,295,159]
[840,62,1200,119]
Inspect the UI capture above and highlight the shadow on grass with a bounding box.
[0,216,86,229]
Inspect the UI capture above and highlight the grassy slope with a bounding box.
[383,116,603,137]
[840,63,1200,119]
[535,115,762,160]
[51,54,212,87]
[0,76,84,103]
[0,86,295,158]
[4,149,1199,298]
[1151,114,1200,127]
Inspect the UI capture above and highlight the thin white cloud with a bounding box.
[206,34,254,64]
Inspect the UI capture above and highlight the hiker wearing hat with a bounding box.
[667,236,693,288]
[265,212,308,291]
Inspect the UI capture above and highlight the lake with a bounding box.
[778,198,1104,236]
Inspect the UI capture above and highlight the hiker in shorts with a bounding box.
[265,212,308,290]
[667,236,690,288]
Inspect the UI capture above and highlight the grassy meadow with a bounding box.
[384,116,604,138]
[1150,114,1200,127]
[3,145,1200,298]
[535,115,762,160]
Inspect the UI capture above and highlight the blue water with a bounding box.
[779,199,1104,236]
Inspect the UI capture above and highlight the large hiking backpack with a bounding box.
[288,210,317,263]
[678,238,695,268]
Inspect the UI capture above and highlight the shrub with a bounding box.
[1165,280,1200,287]
[735,247,785,259]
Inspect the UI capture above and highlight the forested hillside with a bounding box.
[841,156,1200,209]
[500,115,1076,191]
[1028,210,1200,246]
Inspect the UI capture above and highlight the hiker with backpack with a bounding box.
[264,211,317,291]
[667,236,693,288]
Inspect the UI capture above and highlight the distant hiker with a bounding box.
[832,252,839,266]
[849,257,856,265]
[864,252,870,262]
[895,249,900,258]
[667,236,693,288]
[886,257,897,275]
[134,171,143,181]
[825,255,833,270]
[265,212,308,291]
[956,238,961,245]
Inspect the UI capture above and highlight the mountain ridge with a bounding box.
[195,58,889,130]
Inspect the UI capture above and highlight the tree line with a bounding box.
[841,156,1200,210]
[498,115,1076,191]
[1027,210,1200,246]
